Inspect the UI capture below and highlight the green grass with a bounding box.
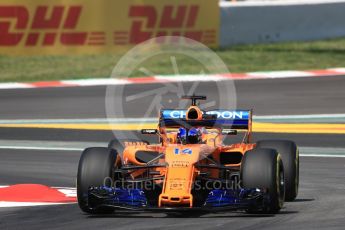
[1,37,345,82]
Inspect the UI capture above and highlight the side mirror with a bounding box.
[221,129,237,135]
[141,129,158,134]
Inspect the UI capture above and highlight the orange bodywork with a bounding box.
[121,105,256,207]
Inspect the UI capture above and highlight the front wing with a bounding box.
[87,186,270,213]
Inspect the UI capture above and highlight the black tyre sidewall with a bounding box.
[256,140,299,201]
[241,148,285,213]
[77,147,116,213]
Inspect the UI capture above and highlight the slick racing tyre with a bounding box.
[256,140,299,201]
[77,147,116,214]
[241,148,285,214]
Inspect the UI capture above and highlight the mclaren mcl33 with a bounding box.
[77,95,299,214]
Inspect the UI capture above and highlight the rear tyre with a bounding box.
[241,148,285,214]
[256,140,299,201]
[77,147,116,214]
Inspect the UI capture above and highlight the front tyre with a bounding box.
[241,148,285,214]
[256,140,299,201]
[77,147,116,214]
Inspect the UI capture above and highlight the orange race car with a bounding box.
[77,95,299,214]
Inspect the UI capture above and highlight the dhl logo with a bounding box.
[0,3,217,48]
[115,5,216,45]
[0,6,105,46]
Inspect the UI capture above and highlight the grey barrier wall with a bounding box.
[220,0,345,46]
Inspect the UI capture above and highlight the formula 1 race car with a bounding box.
[77,95,299,214]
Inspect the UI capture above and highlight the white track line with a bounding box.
[0,114,345,124]
[220,0,345,7]
[254,114,345,119]
[0,83,32,89]
[57,189,77,198]
[0,118,156,124]
[299,154,345,158]
[0,186,76,208]
[0,202,76,208]
[1,67,345,90]
[0,146,83,151]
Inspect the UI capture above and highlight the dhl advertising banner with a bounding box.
[0,0,219,55]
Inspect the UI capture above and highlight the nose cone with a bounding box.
[159,145,200,207]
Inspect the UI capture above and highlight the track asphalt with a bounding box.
[0,76,344,229]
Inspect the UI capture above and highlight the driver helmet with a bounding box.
[177,127,187,144]
[187,128,202,144]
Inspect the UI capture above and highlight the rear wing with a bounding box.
[159,110,252,130]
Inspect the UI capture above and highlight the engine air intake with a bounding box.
[187,108,198,120]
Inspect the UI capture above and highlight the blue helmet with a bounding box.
[177,127,187,144]
[187,128,202,144]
